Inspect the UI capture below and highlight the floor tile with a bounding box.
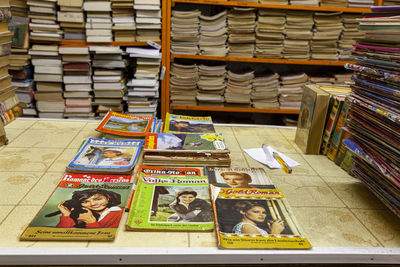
[30,120,87,131]
[4,128,26,144]
[5,119,36,129]
[237,135,298,153]
[7,129,79,148]
[82,121,101,131]
[214,126,234,135]
[223,134,241,152]
[323,176,387,210]
[0,172,43,205]
[351,209,400,247]
[0,148,64,172]
[67,130,103,149]
[233,126,282,137]
[0,206,14,225]
[279,128,296,139]
[47,149,77,172]
[292,207,381,247]
[88,213,189,247]
[20,172,64,205]
[230,152,250,167]
[271,175,346,208]
[302,154,350,177]
[189,230,218,247]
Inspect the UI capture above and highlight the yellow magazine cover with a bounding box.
[163,113,215,134]
[210,185,311,249]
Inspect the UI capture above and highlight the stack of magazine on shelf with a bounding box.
[66,137,143,174]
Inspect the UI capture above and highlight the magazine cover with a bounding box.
[67,137,143,173]
[204,167,275,189]
[96,110,154,137]
[126,175,214,231]
[125,165,204,210]
[211,185,311,249]
[20,173,133,241]
[164,113,215,134]
[144,133,228,153]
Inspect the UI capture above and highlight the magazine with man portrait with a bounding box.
[215,198,296,236]
[149,185,213,223]
[28,184,131,229]
[74,145,137,167]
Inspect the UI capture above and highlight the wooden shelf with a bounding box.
[172,0,371,13]
[172,54,353,66]
[171,105,300,114]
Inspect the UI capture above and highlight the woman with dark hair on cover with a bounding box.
[232,201,285,235]
[167,190,213,222]
[56,189,123,228]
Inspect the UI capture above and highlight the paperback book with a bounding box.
[210,185,311,249]
[126,175,214,231]
[66,137,143,174]
[20,173,133,241]
[96,110,154,138]
[163,112,215,134]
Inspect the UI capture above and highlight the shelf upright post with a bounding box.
[161,0,172,119]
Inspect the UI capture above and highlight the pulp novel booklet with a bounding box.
[20,173,133,241]
[204,167,275,189]
[126,175,214,231]
[96,110,154,138]
[210,185,311,249]
[163,113,216,134]
[67,137,143,174]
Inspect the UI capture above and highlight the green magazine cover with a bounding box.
[126,175,214,231]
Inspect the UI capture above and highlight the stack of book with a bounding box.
[338,13,363,60]
[28,0,62,42]
[170,9,200,55]
[224,69,254,107]
[279,72,308,110]
[90,46,125,117]
[227,7,256,57]
[84,0,112,43]
[13,78,35,117]
[291,0,319,5]
[284,11,313,59]
[143,133,231,166]
[126,46,160,116]
[383,0,400,5]
[343,6,400,218]
[196,64,226,106]
[60,46,93,119]
[30,44,64,118]
[112,0,135,42]
[11,0,28,16]
[199,10,228,56]
[134,0,161,42]
[255,9,285,59]
[58,0,85,41]
[348,0,374,7]
[251,72,280,109]
[311,12,343,61]
[169,62,198,106]
[320,0,348,7]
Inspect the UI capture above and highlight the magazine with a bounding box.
[210,185,311,249]
[204,167,275,189]
[96,110,154,138]
[67,137,143,174]
[163,113,215,134]
[126,175,214,231]
[20,173,133,241]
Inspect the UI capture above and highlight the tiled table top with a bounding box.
[0,118,399,265]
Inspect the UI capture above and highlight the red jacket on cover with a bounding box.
[56,207,123,228]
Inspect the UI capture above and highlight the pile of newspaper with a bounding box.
[251,73,280,109]
[169,63,198,106]
[196,64,226,106]
[171,9,201,55]
[338,13,363,60]
[284,11,313,59]
[227,7,256,57]
[255,9,286,59]
[279,73,309,110]
[291,0,319,5]
[199,10,228,56]
[224,69,254,107]
[320,0,348,6]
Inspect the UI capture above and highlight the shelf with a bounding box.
[172,54,353,66]
[172,0,371,13]
[171,105,300,114]
[59,40,158,47]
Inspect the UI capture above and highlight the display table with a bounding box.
[0,118,399,265]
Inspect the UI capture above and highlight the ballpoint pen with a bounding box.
[273,152,292,174]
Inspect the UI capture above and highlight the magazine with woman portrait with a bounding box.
[67,137,143,174]
[126,175,214,231]
[163,113,215,134]
[210,185,311,249]
[20,173,133,241]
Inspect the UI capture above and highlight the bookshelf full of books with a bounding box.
[163,0,383,118]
